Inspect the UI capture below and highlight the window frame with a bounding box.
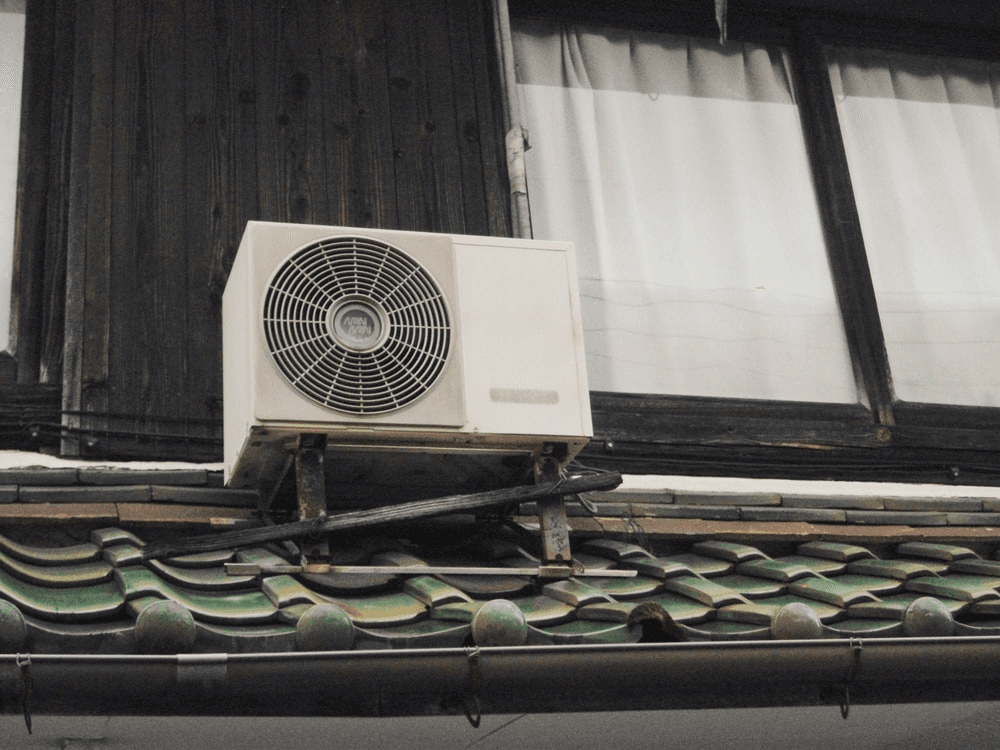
[507,0,1000,486]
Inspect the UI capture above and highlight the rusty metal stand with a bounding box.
[535,455,572,568]
[294,433,329,561]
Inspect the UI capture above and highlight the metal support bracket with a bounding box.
[294,433,329,561]
[535,454,572,565]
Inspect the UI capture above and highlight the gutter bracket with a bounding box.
[463,646,483,729]
[839,638,863,720]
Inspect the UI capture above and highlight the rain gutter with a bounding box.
[4,638,1000,718]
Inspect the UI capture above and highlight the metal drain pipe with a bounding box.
[4,638,1000,717]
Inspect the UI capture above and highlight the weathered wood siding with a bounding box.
[17,0,509,458]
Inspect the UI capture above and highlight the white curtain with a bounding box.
[513,19,856,403]
[829,49,1000,407]
[0,5,25,350]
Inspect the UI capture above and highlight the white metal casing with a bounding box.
[223,221,592,488]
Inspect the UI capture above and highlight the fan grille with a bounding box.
[262,235,452,415]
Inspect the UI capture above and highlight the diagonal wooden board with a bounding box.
[141,470,622,561]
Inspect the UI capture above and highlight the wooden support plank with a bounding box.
[141,470,622,560]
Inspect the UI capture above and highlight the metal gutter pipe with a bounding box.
[4,638,1000,717]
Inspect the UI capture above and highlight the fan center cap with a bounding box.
[329,299,386,351]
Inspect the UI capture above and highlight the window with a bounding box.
[828,48,1000,407]
[513,20,856,403]
[0,0,25,350]
[505,2,1000,484]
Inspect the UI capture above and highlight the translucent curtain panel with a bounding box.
[829,48,1000,406]
[513,20,856,402]
[0,5,25,349]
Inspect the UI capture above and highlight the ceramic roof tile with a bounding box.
[787,577,881,608]
[0,566,124,621]
[403,575,473,607]
[661,575,750,608]
[536,620,634,645]
[580,538,653,561]
[748,595,843,623]
[846,558,941,581]
[712,574,786,599]
[543,579,616,607]
[0,531,100,565]
[691,540,769,563]
[0,548,112,587]
[147,559,256,590]
[623,556,696,579]
[897,542,980,562]
[511,594,575,626]
[905,574,1000,603]
[736,558,821,583]
[113,567,279,624]
[658,553,734,577]
[848,592,967,620]
[796,541,876,562]
[769,554,848,576]
[324,591,428,627]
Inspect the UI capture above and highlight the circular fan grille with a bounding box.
[262,235,452,415]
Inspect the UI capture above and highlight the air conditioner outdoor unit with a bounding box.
[223,221,592,500]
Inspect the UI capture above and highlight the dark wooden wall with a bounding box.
[13,0,510,458]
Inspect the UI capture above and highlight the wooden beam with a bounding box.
[141,470,622,560]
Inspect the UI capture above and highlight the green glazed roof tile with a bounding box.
[693,540,769,564]
[687,620,771,640]
[513,594,576,626]
[752,595,843,623]
[430,600,482,623]
[949,559,1000,577]
[149,559,256,591]
[826,618,904,637]
[770,555,847,576]
[849,593,967,620]
[355,619,470,649]
[0,531,101,566]
[114,567,278,624]
[90,528,145,549]
[713,574,786,600]
[661,576,750,608]
[0,565,124,621]
[261,575,326,608]
[736,559,821,583]
[538,620,634,644]
[847,558,941,581]
[435,572,533,598]
[196,621,298,653]
[0,548,112,587]
[570,572,662,600]
[580,538,653,561]
[658,553,733,577]
[833,574,904,596]
[103,544,145,567]
[325,591,428,627]
[717,602,783,626]
[164,549,236,568]
[905,574,1000,603]
[796,541,876,562]
[897,542,979,562]
[625,556,696,579]
[543,579,616,607]
[788,577,881,608]
[403,575,473,607]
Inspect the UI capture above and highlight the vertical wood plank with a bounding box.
[317,0,396,228]
[10,0,56,383]
[459,0,511,237]
[252,0,328,225]
[385,0,466,233]
[77,0,114,451]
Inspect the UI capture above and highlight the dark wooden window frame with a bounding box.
[508,0,1000,486]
